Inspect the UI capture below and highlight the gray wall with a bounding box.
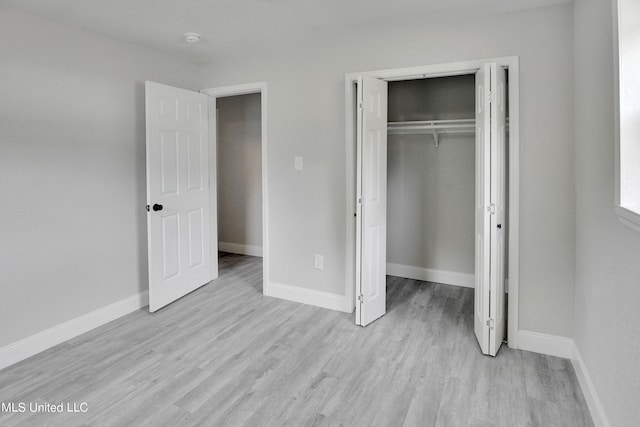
[387,77,475,274]
[216,94,263,248]
[0,7,200,348]
[200,4,576,337]
[573,0,640,424]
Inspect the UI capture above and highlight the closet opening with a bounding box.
[386,75,479,291]
[347,59,516,356]
[215,92,264,291]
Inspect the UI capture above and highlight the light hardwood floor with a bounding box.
[0,253,592,426]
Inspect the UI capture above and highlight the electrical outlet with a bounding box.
[314,254,323,270]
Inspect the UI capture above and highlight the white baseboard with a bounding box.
[386,263,474,288]
[516,332,611,426]
[0,291,148,371]
[219,242,263,257]
[516,330,573,359]
[572,344,611,427]
[264,282,351,313]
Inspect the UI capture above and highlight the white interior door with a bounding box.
[145,81,212,312]
[356,76,388,326]
[474,64,507,356]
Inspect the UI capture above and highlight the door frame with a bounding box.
[201,82,269,292]
[344,57,520,348]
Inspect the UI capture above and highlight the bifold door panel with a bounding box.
[474,64,492,355]
[473,63,507,356]
[356,77,388,327]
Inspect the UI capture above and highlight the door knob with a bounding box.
[152,204,163,211]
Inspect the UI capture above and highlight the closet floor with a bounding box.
[0,253,592,426]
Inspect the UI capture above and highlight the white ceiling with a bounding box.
[3,0,570,63]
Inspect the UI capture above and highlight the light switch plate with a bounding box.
[314,254,323,270]
[294,156,303,171]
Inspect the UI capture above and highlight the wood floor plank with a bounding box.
[0,253,592,426]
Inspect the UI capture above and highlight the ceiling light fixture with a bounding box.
[184,32,202,43]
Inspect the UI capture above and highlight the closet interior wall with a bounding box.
[386,75,476,280]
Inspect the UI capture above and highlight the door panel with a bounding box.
[160,131,179,195]
[489,65,507,355]
[188,208,205,268]
[357,77,388,327]
[474,63,508,356]
[187,133,204,191]
[161,214,180,280]
[474,64,492,355]
[146,81,212,312]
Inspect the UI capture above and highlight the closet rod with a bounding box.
[387,119,475,147]
[387,119,476,134]
[387,118,509,132]
[387,119,509,147]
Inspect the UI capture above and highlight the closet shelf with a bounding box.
[387,119,476,135]
[387,119,476,147]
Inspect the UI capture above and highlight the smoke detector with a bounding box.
[184,32,202,43]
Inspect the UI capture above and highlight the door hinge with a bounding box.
[357,198,362,204]
[358,102,363,109]
[487,204,496,215]
[357,294,364,303]
[486,318,495,330]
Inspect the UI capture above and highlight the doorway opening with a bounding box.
[202,82,269,294]
[215,93,264,290]
[386,75,478,290]
[144,81,269,312]
[345,58,519,356]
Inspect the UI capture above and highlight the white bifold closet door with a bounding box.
[145,81,216,312]
[355,76,388,326]
[474,63,507,356]
[355,65,507,357]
